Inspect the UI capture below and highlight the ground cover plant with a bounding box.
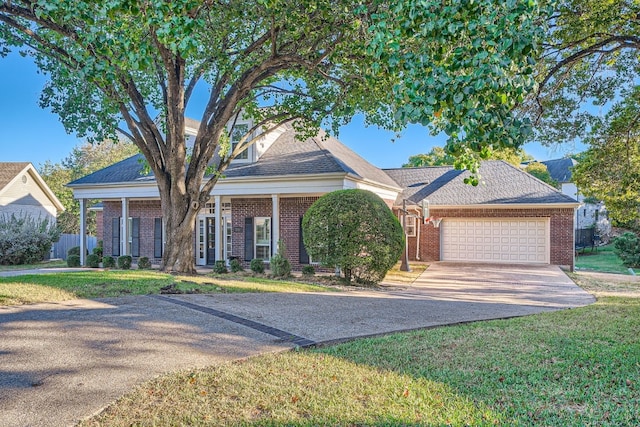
[0,271,331,306]
[575,244,630,274]
[82,274,639,426]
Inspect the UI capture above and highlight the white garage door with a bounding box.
[441,218,549,264]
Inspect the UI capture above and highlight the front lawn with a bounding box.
[82,275,640,426]
[575,244,630,274]
[0,270,332,306]
[0,259,66,272]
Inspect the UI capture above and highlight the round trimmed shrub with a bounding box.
[92,245,103,260]
[117,255,132,270]
[302,265,315,276]
[302,189,404,285]
[250,258,265,274]
[213,260,228,274]
[86,253,100,268]
[102,256,116,268]
[229,258,243,273]
[67,246,81,257]
[67,254,81,267]
[138,256,152,270]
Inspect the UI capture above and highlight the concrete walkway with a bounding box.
[0,263,594,426]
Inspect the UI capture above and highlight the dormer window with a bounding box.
[231,123,250,160]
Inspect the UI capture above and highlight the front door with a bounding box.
[206,217,216,265]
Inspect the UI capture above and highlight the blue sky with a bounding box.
[0,50,576,170]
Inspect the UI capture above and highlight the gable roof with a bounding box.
[0,162,65,212]
[540,158,577,183]
[68,124,399,190]
[383,161,578,206]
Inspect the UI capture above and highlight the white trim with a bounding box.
[79,198,87,266]
[254,216,271,261]
[429,203,579,209]
[0,163,65,213]
[214,195,222,262]
[121,198,129,256]
[272,195,280,257]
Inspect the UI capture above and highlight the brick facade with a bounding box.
[400,207,575,269]
[102,200,163,262]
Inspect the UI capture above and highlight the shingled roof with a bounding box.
[541,158,577,183]
[383,161,578,206]
[0,162,30,191]
[68,124,399,189]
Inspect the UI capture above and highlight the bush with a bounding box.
[302,265,315,276]
[138,256,152,269]
[102,256,116,268]
[270,240,291,278]
[67,246,81,257]
[92,245,103,260]
[117,255,132,270]
[67,254,81,267]
[86,253,100,268]
[250,258,265,274]
[229,258,243,273]
[0,214,60,265]
[613,232,640,267]
[213,260,228,274]
[302,189,404,285]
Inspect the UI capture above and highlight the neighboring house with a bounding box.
[0,162,64,223]
[69,123,579,270]
[541,158,610,237]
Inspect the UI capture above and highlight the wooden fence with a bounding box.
[52,234,98,260]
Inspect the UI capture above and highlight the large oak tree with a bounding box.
[0,0,542,273]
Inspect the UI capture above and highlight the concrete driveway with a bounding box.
[0,263,594,426]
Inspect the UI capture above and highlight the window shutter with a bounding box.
[244,217,254,261]
[299,217,309,264]
[131,218,140,257]
[112,217,120,256]
[154,218,163,258]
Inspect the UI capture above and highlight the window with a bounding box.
[154,218,163,258]
[128,217,140,257]
[254,217,271,260]
[231,124,249,160]
[405,215,417,237]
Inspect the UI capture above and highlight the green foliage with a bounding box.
[92,246,103,260]
[250,259,265,274]
[86,253,100,268]
[302,189,404,285]
[613,232,640,268]
[403,146,533,168]
[138,256,152,270]
[213,260,228,274]
[102,256,116,268]
[0,214,60,265]
[573,130,640,228]
[270,240,291,278]
[229,258,243,273]
[67,246,80,257]
[67,255,81,267]
[302,265,316,276]
[38,140,139,234]
[1,0,542,271]
[117,255,132,270]
[524,161,558,187]
[529,0,639,146]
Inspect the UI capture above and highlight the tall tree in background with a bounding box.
[0,0,543,273]
[526,0,639,145]
[39,140,139,235]
[403,147,533,168]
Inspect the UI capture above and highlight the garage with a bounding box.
[441,218,550,264]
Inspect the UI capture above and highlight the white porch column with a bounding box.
[272,194,280,256]
[79,198,87,266]
[121,197,129,256]
[214,195,222,262]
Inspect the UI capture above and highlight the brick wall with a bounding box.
[401,207,575,269]
[230,197,272,267]
[102,200,163,262]
[95,211,104,242]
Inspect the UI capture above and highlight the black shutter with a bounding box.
[244,217,254,261]
[131,218,140,257]
[112,217,120,256]
[154,218,163,258]
[299,217,309,264]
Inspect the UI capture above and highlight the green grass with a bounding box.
[82,277,640,426]
[0,271,332,306]
[575,244,630,274]
[382,261,429,284]
[0,259,66,272]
